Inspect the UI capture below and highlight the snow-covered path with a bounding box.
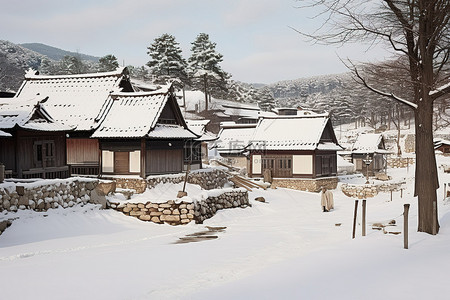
[1,156,450,299]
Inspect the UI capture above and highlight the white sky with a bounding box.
[1,0,391,84]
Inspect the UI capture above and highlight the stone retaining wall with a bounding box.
[101,177,147,193]
[387,157,415,168]
[271,177,338,192]
[112,189,249,225]
[341,181,405,199]
[0,178,104,213]
[147,169,229,190]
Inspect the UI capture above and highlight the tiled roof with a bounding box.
[0,129,11,137]
[249,115,335,150]
[14,68,130,131]
[92,86,196,139]
[147,124,197,139]
[352,133,384,153]
[0,97,73,132]
[215,125,257,152]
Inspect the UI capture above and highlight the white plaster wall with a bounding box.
[293,155,313,175]
[102,151,114,172]
[252,155,262,174]
[129,151,141,173]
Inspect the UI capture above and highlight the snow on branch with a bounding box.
[429,82,450,100]
[352,66,418,110]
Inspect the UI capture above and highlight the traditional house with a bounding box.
[91,86,198,177]
[213,122,257,169]
[13,68,134,176]
[0,97,72,179]
[247,114,341,191]
[351,133,389,175]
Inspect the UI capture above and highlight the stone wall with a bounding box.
[341,181,405,199]
[101,177,147,193]
[271,177,338,192]
[387,157,415,168]
[0,178,104,213]
[147,169,229,190]
[112,189,249,225]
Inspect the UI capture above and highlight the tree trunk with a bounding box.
[203,74,208,111]
[415,100,439,234]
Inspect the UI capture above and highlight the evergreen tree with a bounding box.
[188,33,230,109]
[146,34,188,85]
[98,54,119,72]
[255,87,276,111]
[57,55,89,75]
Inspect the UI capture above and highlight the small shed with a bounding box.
[351,133,389,175]
[185,119,217,169]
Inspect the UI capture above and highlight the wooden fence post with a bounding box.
[352,200,359,239]
[404,204,410,249]
[362,199,367,236]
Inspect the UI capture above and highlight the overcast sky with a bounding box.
[2,0,391,84]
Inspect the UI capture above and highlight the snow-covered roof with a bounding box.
[0,97,73,132]
[0,129,11,137]
[434,138,450,149]
[92,87,196,139]
[186,119,216,142]
[352,133,385,154]
[215,123,257,153]
[249,115,338,151]
[14,67,131,131]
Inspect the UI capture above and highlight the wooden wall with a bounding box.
[0,138,15,170]
[67,138,99,164]
[146,149,183,175]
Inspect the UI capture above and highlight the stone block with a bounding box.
[139,215,151,221]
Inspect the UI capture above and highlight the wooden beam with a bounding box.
[140,138,146,179]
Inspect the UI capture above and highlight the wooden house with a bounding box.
[351,133,389,175]
[0,97,72,179]
[248,114,341,179]
[91,85,198,177]
[13,68,134,176]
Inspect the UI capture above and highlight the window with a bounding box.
[33,140,56,168]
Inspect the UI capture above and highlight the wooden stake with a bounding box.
[362,199,367,237]
[352,200,359,239]
[404,204,410,249]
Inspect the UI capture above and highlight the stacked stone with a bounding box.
[387,157,415,168]
[341,182,404,199]
[195,190,249,224]
[117,200,195,225]
[147,169,230,190]
[0,180,97,212]
[341,184,378,199]
[103,177,147,193]
[272,177,338,192]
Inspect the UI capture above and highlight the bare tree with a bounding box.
[295,0,450,234]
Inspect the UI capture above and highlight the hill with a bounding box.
[0,40,46,91]
[20,43,99,62]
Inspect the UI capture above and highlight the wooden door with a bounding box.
[114,152,129,174]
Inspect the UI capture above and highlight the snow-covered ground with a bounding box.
[1,154,450,299]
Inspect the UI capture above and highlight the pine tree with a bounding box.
[255,87,276,111]
[98,54,119,72]
[146,34,188,86]
[188,33,230,109]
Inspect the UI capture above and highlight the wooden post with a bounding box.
[390,190,393,202]
[401,188,403,198]
[140,138,146,179]
[352,200,359,239]
[444,183,447,200]
[404,204,410,249]
[362,199,367,236]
